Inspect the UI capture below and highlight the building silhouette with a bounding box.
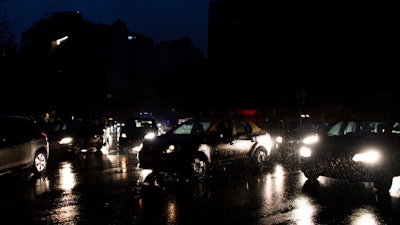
[18,11,204,116]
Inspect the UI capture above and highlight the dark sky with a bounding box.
[2,0,209,55]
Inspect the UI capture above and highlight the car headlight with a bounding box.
[133,143,143,152]
[352,149,381,163]
[303,135,319,144]
[59,137,73,145]
[144,132,156,140]
[164,145,181,154]
[299,146,312,157]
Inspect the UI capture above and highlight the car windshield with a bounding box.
[124,118,156,129]
[170,120,213,135]
[326,120,400,136]
[291,122,328,133]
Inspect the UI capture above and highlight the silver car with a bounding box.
[138,117,274,182]
[0,116,49,176]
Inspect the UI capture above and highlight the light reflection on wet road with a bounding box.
[0,135,399,224]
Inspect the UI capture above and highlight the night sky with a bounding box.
[2,0,209,55]
[2,0,398,111]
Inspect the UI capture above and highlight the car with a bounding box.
[0,115,49,176]
[299,117,400,192]
[138,116,274,182]
[118,116,159,154]
[276,122,329,163]
[42,119,105,157]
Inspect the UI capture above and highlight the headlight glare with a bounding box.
[144,132,156,139]
[299,146,312,157]
[165,145,175,153]
[59,137,73,145]
[352,149,380,163]
[303,135,319,144]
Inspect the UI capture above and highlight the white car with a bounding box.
[300,118,400,192]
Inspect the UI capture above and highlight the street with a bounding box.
[0,128,400,225]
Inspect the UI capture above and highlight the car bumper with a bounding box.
[138,151,186,172]
[301,156,390,181]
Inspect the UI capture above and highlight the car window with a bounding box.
[234,119,252,136]
[292,122,328,133]
[392,122,400,134]
[328,120,397,137]
[215,121,231,137]
[326,121,344,136]
[344,121,357,135]
[126,119,156,128]
[0,117,37,144]
[171,121,212,134]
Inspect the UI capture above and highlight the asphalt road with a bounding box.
[1,129,400,225]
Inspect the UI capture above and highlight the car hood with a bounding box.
[312,134,400,156]
[142,133,208,152]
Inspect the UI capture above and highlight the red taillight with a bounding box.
[41,131,48,139]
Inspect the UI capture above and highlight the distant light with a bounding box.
[300,114,310,118]
[128,35,136,40]
[57,36,69,45]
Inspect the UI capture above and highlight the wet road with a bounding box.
[1,131,400,225]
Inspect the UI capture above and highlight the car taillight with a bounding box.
[41,131,48,139]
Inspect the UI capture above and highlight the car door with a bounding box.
[0,122,33,172]
[0,130,17,172]
[211,120,236,164]
[232,119,256,160]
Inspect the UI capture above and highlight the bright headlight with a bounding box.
[133,143,143,152]
[164,145,176,154]
[144,132,156,139]
[59,137,73,145]
[303,135,319,144]
[352,149,381,163]
[299,146,312,157]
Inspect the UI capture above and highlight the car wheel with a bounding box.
[72,142,82,155]
[302,167,320,180]
[30,151,47,175]
[373,176,393,192]
[251,148,268,173]
[95,142,103,155]
[190,156,207,180]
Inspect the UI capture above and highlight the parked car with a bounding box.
[42,120,105,157]
[276,122,329,163]
[118,117,158,154]
[0,115,49,176]
[138,116,274,182]
[299,117,400,192]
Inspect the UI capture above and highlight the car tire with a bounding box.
[251,148,268,173]
[95,142,103,155]
[373,176,393,192]
[30,150,48,175]
[190,155,207,180]
[302,167,320,180]
[72,142,82,155]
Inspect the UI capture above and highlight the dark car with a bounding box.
[42,120,105,157]
[118,117,158,154]
[299,117,400,192]
[276,122,329,163]
[0,116,49,176]
[138,117,274,182]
